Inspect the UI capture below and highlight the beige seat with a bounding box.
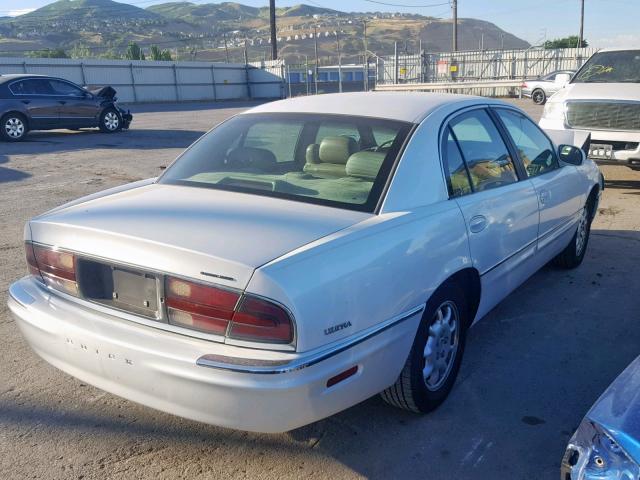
[345,151,386,181]
[303,136,357,177]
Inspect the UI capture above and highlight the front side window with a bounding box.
[495,109,558,177]
[48,80,85,96]
[159,113,412,212]
[449,110,518,192]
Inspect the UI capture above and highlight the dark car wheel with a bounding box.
[532,88,547,105]
[99,108,122,133]
[1,113,28,142]
[381,282,469,413]
[553,201,593,269]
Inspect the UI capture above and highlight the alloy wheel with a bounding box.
[4,117,25,139]
[423,300,460,391]
[104,111,120,131]
[575,207,589,256]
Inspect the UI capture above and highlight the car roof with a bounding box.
[0,74,50,85]
[244,92,509,123]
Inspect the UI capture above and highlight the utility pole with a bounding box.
[269,0,278,60]
[314,25,319,94]
[336,27,342,93]
[578,0,585,48]
[223,32,229,63]
[452,0,458,52]
[363,20,368,91]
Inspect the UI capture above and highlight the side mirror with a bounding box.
[558,144,585,165]
[555,73,571,84]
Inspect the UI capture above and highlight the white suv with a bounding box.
[539,49,640,170]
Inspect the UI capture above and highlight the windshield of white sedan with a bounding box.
[573,50,640,83]
[159,113,412,211]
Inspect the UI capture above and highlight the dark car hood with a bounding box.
[88,85,117,100]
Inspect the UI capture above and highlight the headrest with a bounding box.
[227,147,277,171]
[345,151,386,181]
[306,143,320,164]
[319,136,357,165]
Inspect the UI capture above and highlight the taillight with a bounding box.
[165,276,294,344]
[26,242,78,296]
[521,82,528,88]
[229,296,293,344]
[166,277,239,335]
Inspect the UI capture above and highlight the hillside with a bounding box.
[0,0,529,62]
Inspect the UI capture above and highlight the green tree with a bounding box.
[125,42,145,60]
[544,36,588,49]
[149,45,173,61]
[69,44,91,59]
[27,48,69,58]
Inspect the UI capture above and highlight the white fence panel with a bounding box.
[0,57,285,103]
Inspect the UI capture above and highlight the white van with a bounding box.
[539,49,640,170]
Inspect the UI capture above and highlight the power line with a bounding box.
[360,0,450,7]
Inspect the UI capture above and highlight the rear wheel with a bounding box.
[1,113,28,142]
[99,108,121,133]
[553,201,593,269]
[381,282,469,413]
[532,89,547,105]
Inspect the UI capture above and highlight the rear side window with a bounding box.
[449,110,518,192]
[9,79,52,95]
[495,109,558,177]
[443,128,472,197]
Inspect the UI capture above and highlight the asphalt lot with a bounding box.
[1,98,639,480]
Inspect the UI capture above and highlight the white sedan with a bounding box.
[9,93,603,433]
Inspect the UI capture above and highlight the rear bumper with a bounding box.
[8,277,420,433]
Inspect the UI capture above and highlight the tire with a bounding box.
[381,282,469,413]
[1,113,28,142]
[532,89,547,105]
[99,108,122,133]
[553,200,593,269]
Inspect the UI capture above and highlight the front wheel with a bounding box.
[553,204,592,269]
[99,108,122,133]
[381,283,469,413]
[1,113,28,142]
[532,88,547,105]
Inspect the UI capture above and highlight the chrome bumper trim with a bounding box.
[196,304,426,374]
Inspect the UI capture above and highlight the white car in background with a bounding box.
[521,70,574,105]
[540,48,640,170]
[9,93,602,433]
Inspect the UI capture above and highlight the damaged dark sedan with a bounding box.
[0,74,132,141]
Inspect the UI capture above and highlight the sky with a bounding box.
[2,0,640,48]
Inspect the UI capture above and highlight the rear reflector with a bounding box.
[327,366,359,388]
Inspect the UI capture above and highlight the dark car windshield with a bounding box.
[573,50,640,83]
[159,113,413,212]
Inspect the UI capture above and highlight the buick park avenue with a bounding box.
[8,93,603,432]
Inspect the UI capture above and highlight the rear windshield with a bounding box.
[573,50,640,83]
[159,113,413,212]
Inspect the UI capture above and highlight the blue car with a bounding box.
[562,355,640,479]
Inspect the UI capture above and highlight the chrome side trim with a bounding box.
[196,304,426,374]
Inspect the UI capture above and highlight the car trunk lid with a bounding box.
[29,183,371,290]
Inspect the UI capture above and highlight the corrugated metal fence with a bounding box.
[378,47,597,95]
[0,57,286,103]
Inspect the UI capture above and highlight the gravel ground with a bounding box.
[1,98,639,480]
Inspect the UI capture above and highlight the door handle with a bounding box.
[539,189,551,206]
[469,215,488,233]
[21,100,30,105]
